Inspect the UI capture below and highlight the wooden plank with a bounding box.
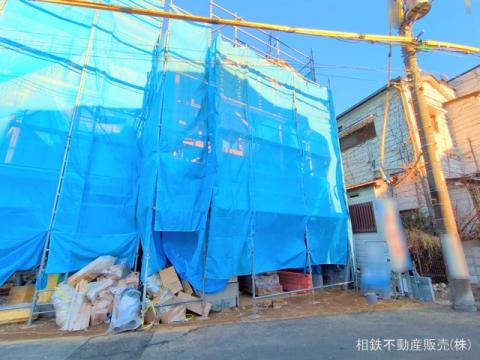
[39,274,60,303]
[0,307,37,325]
[64,280,91,331]
[67,256,116,286]
[7,285,34,305]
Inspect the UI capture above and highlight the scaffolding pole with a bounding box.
[140,0,174,317]
[292,73,316,303]
[242,43,260,318]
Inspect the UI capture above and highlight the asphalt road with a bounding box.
[0,306,478,360]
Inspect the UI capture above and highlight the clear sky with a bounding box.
[174,0,480,114]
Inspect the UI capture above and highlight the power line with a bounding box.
[1,37,405,75]
[32,0,480,54]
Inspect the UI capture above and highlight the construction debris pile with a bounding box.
[144,267,211,325]
[52,256,211,333]
[51,256,331,332]
[53,256,138,332]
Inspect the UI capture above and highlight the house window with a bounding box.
[349,201,377,233]
[340,122,377,151]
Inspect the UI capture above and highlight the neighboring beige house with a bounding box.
[446,65,480,176]
[337,67,480,276]
[444,66,480,226]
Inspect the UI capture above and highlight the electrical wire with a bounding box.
[31,0,480,54]
[0,40,404,78]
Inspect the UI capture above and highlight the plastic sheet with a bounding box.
[162,231,227,294]
[145,273,162,297]
[67,255,116,286]
[109,288,142,333]
[138,16,228,292]
[204,38,348,278]
[52,283,75,328]
[206,40,308,277]
[86,278,115,302]
[101,262,130,280]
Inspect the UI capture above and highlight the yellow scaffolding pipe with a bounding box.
[33,0,480,54]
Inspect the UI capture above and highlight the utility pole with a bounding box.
[398,1,476,311]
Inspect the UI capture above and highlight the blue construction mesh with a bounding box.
[137,14,224,292]
[0,0,164,284]
[204,38,349,278]
[0,3,348,291]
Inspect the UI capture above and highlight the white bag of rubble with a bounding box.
[86,278,116,302]
[52,283,75,328]
[91,291,114,326]
[68,256,116,286]
[101,261,129,280]
[116,272,139,290]
[145,273,162,296]
[109,288,142,333]
[111,272,140,294]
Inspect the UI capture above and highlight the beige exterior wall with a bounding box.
[339,89,414,189]
[422,80,464,179]
[445,95,480,175]
[449,65,480,97]
[448,181,477,230]
[445,67,480,176]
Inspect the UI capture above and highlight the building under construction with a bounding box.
[0,0,354,326]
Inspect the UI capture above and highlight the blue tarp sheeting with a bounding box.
[0,0,164,285]
[204,38,349,278]
[0,2,348,291]
[138,15,224,292]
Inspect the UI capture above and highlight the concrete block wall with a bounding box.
[464,240,480,287]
